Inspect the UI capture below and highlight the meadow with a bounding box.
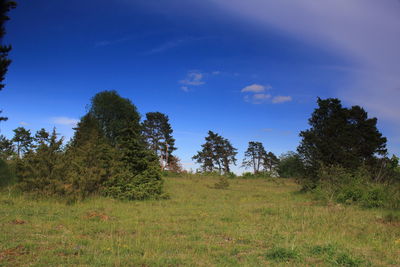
[0,176,399,266]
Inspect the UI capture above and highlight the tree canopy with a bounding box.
[297,98,387,185]
[193,131,237,174]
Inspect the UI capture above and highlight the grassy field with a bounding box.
[0,176,399,266]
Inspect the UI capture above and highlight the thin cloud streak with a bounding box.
[211,0,400,127]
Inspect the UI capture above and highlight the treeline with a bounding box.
[0,91,183,201]
[189,98,400,209]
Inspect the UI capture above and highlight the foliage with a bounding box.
[16,128,67,196]
[192,131,237,174]
[10,91,165,201]
[0,0,17,121]
[277,151,305,178]
[298,98,387,186]
[65,114,118,200]
[89,90,141,146]
[242,141,266,173]
[12,127,33,158]
[263,151,279,173]
[142,112,176,170]
[313,165,400,209]
[0,134,14,159]
[0,157,14,186]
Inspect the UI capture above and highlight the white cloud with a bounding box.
[19,121,29,126]
[241,84,270,93]
[212,71,221,75]
[211,0,400,131]
[52,117,79,127]
[244,93,271,104]
[179,71,205,86]
[181,86,190,92]
[272,96,292,104]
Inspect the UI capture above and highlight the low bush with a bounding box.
[313,165,399,209]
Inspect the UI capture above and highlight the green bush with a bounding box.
[103,165,166,200]
[313,165,398,209]
[0,159,15,187]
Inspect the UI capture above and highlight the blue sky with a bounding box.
[1,0,399,173]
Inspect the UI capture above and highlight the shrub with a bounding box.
[0,159,15,187]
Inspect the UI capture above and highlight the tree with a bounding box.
[16,128,66,194]
[142,112,177,170]
[297,98,387,184]
[0,134,13,159]
[87,91,164,200]
[263,151,279,173]
[277,151,304,178]
[66,114,118,199]
[89,90,142,146]
[193,131,237,174]
[242,141,266,174]
[12,127,33,158]
[0,0,17,121]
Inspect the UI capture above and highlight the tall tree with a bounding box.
[16,128,66,193]
[12,127,32,158]
[298,98,387,183]
[277,151,304,178]
[66,114,117,198]
[263,152,280,173]
[193,131,237,174]
[0,134,13,159]
[142,112,177,170]
[0,0,17,121]
[89,90,142,146]
[242,141,266,174]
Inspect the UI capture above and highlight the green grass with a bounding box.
[0,177,399,266]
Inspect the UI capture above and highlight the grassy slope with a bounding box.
[0,177,399,266]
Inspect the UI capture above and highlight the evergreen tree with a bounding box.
[298,98,387,185]
[277,151,304,178]
[89,90,141,146]
[142,112,177,170]
[17,128,66,194]
[263,152,279,173]
[242,141,266,174]
[66,114,117,199]
[0,0,17,121]
[0,134,13,159]
[12,127,33,158]
[193,131,237,174]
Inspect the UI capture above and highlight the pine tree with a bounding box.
[142,112,177,170]
[193,131,237,174]
[0,0,17,121]
[242,141,267,174]
[12,127,33,158]
[298,98,387,185]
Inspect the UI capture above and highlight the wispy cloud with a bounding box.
[19,121,29,126]
[211,0,400,129]
[52,117,79,127]
[241,83,292,104]
[272,96,292,104]
[244,93,271,104]
[241,84,271,93]
[180,86,190,92]
[179,71,206,92]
